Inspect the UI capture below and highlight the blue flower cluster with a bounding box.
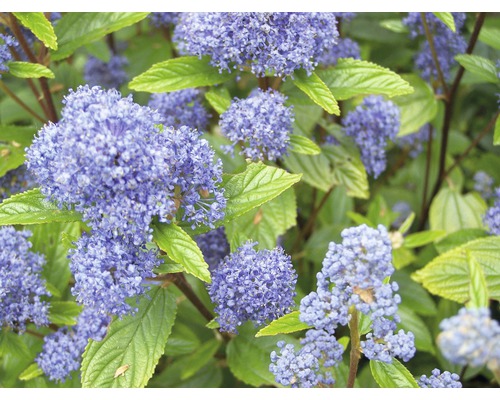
[149,12,180,28]
[473,171,494,200]
[194,227,230,271]
[148,89,211,132]
[84,55,129,89]
[0,227,50,332]
[270,225,415,388]
[0,34,16,75]
[484,188,500,235]
[437,307,500,369]
[220,88,294,161]
[317,38,360,66]
[174,12,339,77]
[36,308,110,382]
[418,369,462,388]
[396,124,432,158]
[342,95,401,178]
[403,13,467,83]
[207,241,297,334]
[0,165,36,200]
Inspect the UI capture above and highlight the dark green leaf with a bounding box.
[433,12,456,32]
[180,339,221,380]
[393,270,437,316]
[255,311,311,337]
[467,251,489,309]
[316,59,414,101]
[8,61,55,79]
[403,230,447,248]
[205,86,231,114]
[0,189,82,226]
[48,301,83,326]
[19,363,44,381]
[13,12,58,50]
[292,70,339,115]
[129,56,233,93]
[52,13,149,60]
[397,305,435,354]
[412,236,500,303]
[152,223,210,283]
[370,359,419,388]
[434,228,489,254]
[455,54,499,83]
[0,330,31,359]
[164,321,201,357]
[81,286,177,388]
[289,134,321,155]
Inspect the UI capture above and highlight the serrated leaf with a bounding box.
[289,134,321,155]
[494,114,500,146]
[435,228,490,254]
[429,188,487,234]
[255,311,310,337]
[129,56,232,93]
[370,359,419,388]
[48,301,83,326]
[393,74,438,137]
[455,54,499,83]
[19,363,43,381]
[283,151,335,192]
[152,223,210,283]
[433,12,456,32]
[292,70,339,115]
[403,230,446,248]
[412,236,500,303]
[467,251,489,309]
[397,305,435,354]
[225,188,297,250]
[0,189,82,226]
[52,12,149,60]
[205,87,231,114]
[180,339,221,380]
[13,12,58,50]
[7,61,55,79]
[316,59,413,101]
[81,286,177,388]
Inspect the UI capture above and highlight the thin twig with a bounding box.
[420,126,434,226]
[0,80,46,122]
[347,308,361,388]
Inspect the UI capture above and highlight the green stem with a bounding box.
[419,126,434,227]
[347,308,361,388]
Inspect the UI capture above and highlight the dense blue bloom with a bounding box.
[473,171,494,200]
[36,308,110,382]
[149,12,180,27]
[403,13,467,83]
[361,330,416,363]
[418,369,462,388]
[0,227,50,332]
[69,233,161,317]
[0,165,36,200]
[208,242,297,333]
[318,39,360,66]
[0,34,16,75]
[194,227,230,271]
[484,188,500,235]
[84,55,129,89]
[174,12,338,77]
[396,124,432,158]
[437,307,500,368]
[343,95,401,178]
[26,85,225,244]
[220,88,294,161]
[148,89,211,132]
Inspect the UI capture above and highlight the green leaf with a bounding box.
[19,363,43,381]
[393,74,438,137]
[412,236,500,303]
[205,319,220,329]
[292,70,340,115]
[180,339,221,380]
[225,188,297,250]
[129,56,233,93]
[398,212,415,235]
[0,142,25,178]
[316,59,414,101]
[205,86,231,115]
[81,286,177,388]
[392,246,417,270]
[0,189,82,226]
[13,12,58,50]
[52,13,149,60]
[255,311,311,337]
[152,223,210,283]
[370,359,419,388]
[494,114,500,146]
[283,151,335,192]
[8,61,55,79]
[394,270,437,316]
[434,228,489,254]
[467,251,489,309]
[289,134,321,155]
[380,19,409,33]
[397,305,435,354]
[164,322,201,357]
[478,26,500,50]
[0,125,36,147]
[455,54,499,83]
[227,324,297,387]
[0,330,31,359]
[429,188,487,234]
[48,301,83,326]
[433,12,456,32]
[403,230,447,248]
